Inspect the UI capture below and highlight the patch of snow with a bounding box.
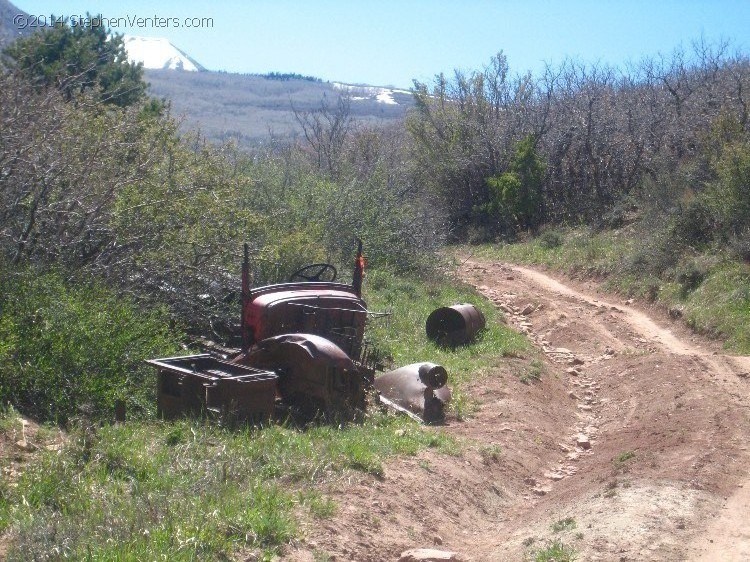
[332,82,411,105]
[376,90,397,105]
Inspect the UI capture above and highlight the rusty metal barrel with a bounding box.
[426,303,486,346]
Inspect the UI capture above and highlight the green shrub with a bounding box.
[674,255,717,296]
[675,264,706,293]
[667,198,716,250]
[528,539,577,562]
[539,230,564,249]
[551,517,577,533]
[728,229,750,263]
[0,268,182,424]
[626,234,680,277]
[707,137,750,237]
[595,198,635,230]
[485,135,546,234]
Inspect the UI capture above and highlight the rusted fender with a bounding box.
[235,333,366,419]
[374,363,451,423]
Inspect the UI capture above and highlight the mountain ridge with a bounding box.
[145,68,414,148]
[0,0,31,48]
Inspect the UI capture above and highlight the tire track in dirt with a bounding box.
[514,265,750,376]
[463,259,750,561]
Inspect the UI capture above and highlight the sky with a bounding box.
[13,0,750,89]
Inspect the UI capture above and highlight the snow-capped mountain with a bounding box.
[123,35,205,71]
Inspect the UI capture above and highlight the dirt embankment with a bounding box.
[287,258,750,561]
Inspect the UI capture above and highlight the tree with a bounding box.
[408,52,543,240]
[292,93,353,179]
[3,15,146,107]
[485,135,546,232]
[0,71,156,269]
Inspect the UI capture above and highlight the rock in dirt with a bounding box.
[520,303,535,315]
[15,439,37,452]
[576,434,592,449]
[398,548,462,562]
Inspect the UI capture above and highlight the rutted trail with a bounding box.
[514,265,750,376]
[464,259,750,561]
[288,258,750,561]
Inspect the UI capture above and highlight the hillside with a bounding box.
[144,69,414,147]
[0,1,413,149]
[0,0,30,48]
[4,258,750,560]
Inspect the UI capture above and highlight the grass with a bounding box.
[0,412,456,560]
[472,227,633,277]
[0,403,20,434]
[683,262,750,351]
[614,450,637,472]
[363,269,529,418]
[616,451,636,464]
[527,539,578,562]
[551,517,577,533]
[519,358,544,384]
[479,443,503,463]
[470,226,750,354]
[299,491,337,519]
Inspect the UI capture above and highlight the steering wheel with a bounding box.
[288,263,337,282]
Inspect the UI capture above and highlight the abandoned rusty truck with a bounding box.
[147,242,484,425]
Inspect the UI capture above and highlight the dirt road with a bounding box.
[289,258,750,561]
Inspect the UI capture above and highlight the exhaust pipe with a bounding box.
[374,362,451,423]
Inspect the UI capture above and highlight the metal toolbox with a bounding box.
[147,354,278,424]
